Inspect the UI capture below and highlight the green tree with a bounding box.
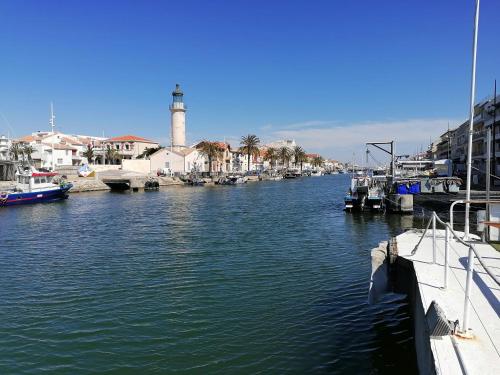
[9,143,22,161]
[311,155,324,168]
[264,147,277,169]
[22,144,34,162]
[197,141,224,175]
[83,145,95,163]
[278,146,292,169]
[105,148,122,165]
[240,134,260,172]
[293,146,307,172]
[137,146,163,159]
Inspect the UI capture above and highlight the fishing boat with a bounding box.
[0,168,72,207]
[344,173,385,211]
[216,175,247,185]
[186,177,205,186]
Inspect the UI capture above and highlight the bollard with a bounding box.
[432,214,437,264]
[444,226,449,289]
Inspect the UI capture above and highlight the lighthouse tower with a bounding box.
[170,84,186,151]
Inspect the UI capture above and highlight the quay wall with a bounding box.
[89,164,122,172]
[394,256,436,375]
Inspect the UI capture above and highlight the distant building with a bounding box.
[104,135,160,163]
[150,147,206,175]
[265,139,296,150]
[431,130,453,161]
[447,93,500,186]
[15,131,100,169]
[0,135,11,161]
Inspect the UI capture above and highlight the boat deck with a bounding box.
[397,230,499,374]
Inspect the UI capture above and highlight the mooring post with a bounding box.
[432,214,437,264]
[462,246,475,333]
[444,226,449,289]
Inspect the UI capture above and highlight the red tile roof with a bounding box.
[42,143,77,150]
[306,153,321,158]
[106,135,158,143]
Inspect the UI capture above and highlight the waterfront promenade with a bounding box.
[397,229,500,374]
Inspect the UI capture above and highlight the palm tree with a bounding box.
[9,143,21,161]
[293,146,307,172]
[278,146,291,170]
[197,141,224,175]
[240,134,260,172]
[22,144,34,162]
[105,148,121,165]
[264,147,277,170]
[311,155,324,168]
[137,146,162,159]
[83,145,95,163]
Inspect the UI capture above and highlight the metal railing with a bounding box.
[412,211,500,334]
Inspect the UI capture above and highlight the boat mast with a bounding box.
[49,102,56,171]
[464,0,480,239]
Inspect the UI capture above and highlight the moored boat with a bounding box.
[216,175,247,185]
[0,168,72,207]
[344,173,385,211]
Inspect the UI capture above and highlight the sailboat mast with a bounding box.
[464,0,480,239]
[50,102,56,171]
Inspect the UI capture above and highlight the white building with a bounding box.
[265,139,296,150]
[103,135,160,162]
[150,147,207,175]
[0,135,11,160]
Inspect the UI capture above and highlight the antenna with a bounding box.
[50,102,56,170]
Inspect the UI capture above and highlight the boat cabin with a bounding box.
[15,172,58,193]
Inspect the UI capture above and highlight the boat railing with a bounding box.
[411,210,500,334]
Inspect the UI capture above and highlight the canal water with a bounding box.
[0,175,419,374]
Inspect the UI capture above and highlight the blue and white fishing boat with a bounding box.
[0,168,72,207]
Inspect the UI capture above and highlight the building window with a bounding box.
[57,158,63,164]
[116,144,120,150]
[165,162,170,168]
[125,144,130,150]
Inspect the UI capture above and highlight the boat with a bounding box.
[344,173,385,211]
[311,169,323,177]
[283,168,302,179]
[186,177,205,186]
[0,167,72,207]
[78,163,95,178]
[216,175,247,185]
[144,178,160,191]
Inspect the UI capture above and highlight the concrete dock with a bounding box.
[395,229,499,374]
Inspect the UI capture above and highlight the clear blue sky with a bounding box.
[1,1,499,160]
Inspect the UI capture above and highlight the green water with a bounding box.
[0,175,418,374]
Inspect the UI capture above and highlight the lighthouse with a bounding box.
[170,84,186,151]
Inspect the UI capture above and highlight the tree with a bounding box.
[293,146,307,172]
[83,145,95,163]
[137,146,163,159]
[9,143,21,161]
[311,155,324,168]
[197,141,224,175]
[264,147,278,169]
[22,144,34,162]
[278,146,292,169]
[240,134,260,172]
[105,148,121,165]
